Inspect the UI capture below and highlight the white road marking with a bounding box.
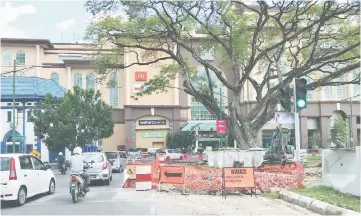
[150,206,156,215]
[26,198,158,206]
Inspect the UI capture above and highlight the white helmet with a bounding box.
[73,147,82,155]
[58,152,63,156]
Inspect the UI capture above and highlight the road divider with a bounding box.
[136,165,152,191]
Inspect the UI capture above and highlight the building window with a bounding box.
[27,111,32,122]
[109,72,119,108]
[51,72,59,84]
[336,76,345,100]
[353,70,360,99]
[2,50,11,65]
[74,73,82,88]
[7,111,11,122]
[86,73,95,90]
[190,67,225,120]
[16,51,25,65]
[323,86,332,100]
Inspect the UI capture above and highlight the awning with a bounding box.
[181,120,216,131]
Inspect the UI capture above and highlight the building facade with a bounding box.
[1,38,360,152]
[0,77,66,162]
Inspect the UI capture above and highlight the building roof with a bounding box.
[181,120,216,131]
[0,76,67,101]
[1,38,54,49]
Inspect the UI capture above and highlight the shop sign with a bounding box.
[268,112,294,124]
[139,120,166,126]
[142,131,166,138]
[133,84,144,93]
[135,72,147,81]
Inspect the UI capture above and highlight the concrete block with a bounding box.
[309,200,329,215]
[297,195,316,209]
[325,205,346,215]
[279,190,301,204]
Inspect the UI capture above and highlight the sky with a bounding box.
[0,0,97,43]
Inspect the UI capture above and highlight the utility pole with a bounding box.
[293,78,301,161]
[12,60,16,153]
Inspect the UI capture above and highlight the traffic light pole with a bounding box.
[293,78,301,162]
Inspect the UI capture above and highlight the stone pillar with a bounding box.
[67,67,71,89]
[300,117,308,149]
[351,116,358,146]
[320,116,330,148]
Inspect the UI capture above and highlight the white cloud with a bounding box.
[56,18,76,32]
[0,2,37,38]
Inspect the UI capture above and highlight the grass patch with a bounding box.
[261,191,280,199]
[306,155,322,161]
[292,186,360,212]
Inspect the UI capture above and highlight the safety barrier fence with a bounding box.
[123,160,304,192]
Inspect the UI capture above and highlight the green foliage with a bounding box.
[331,115,348,146]
[166,131,195,149]
[31,86,114,151]
[84,0,360,149]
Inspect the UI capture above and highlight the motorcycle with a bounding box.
[60,164,67,175]
[69,161,93,203]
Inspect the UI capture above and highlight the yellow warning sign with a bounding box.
[30,149,41,158]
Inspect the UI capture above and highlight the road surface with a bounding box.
[1,169,318,215]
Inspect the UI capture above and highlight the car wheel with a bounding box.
[166,156,171,161]
[47,179,56,195]
[179,156,184,160]
[16,186,27,206]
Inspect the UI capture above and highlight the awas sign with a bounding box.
[223,167,255,188]
[216,120,227,134]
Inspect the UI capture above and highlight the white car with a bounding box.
[0,154,56,206]
[105,151,126,173]
[83,152,112,185]
[164,149,184,161]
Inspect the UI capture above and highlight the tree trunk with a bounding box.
[233,126,262,149]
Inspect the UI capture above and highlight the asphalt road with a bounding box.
[1,168,318,215]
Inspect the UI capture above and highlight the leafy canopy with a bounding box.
[31,86,114,151]
[85,0,360,148]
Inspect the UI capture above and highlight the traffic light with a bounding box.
[280,87,292,112]
[295,78,308,110]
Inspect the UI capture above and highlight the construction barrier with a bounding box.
[136,165,152,191]
[123,160,304,193]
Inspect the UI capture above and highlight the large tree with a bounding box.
[32,86,114,152]
[84,0,360,149]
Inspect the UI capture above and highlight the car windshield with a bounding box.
[0,157,10,171]
[105,152,116,159]
[84,154,104,163]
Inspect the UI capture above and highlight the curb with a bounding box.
[279,190,360,215]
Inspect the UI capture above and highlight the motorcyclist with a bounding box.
[70,147,90,193]
[58,152,65,170]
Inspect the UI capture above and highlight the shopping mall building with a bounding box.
[1,38,360,160]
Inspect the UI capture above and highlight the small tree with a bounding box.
[32,86,114,152]
[166,131,195,149]
[331,115,348,147]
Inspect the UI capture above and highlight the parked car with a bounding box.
[105,151,126,173]
[164,149,184,161]
[0,154,56,206]
[83,152,112,185]
[126,152,142,163]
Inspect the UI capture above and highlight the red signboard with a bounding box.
[216,120,227,134]
[135,72,147,81]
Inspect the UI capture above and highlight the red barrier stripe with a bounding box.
[136,174,152,182]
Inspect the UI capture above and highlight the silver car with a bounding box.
[83,152,112,185]
[105,151,126,173]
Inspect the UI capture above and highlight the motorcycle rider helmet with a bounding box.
[58,152,63,156]
[73,147,82,155]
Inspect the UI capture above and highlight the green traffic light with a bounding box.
[297,99,306,108]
